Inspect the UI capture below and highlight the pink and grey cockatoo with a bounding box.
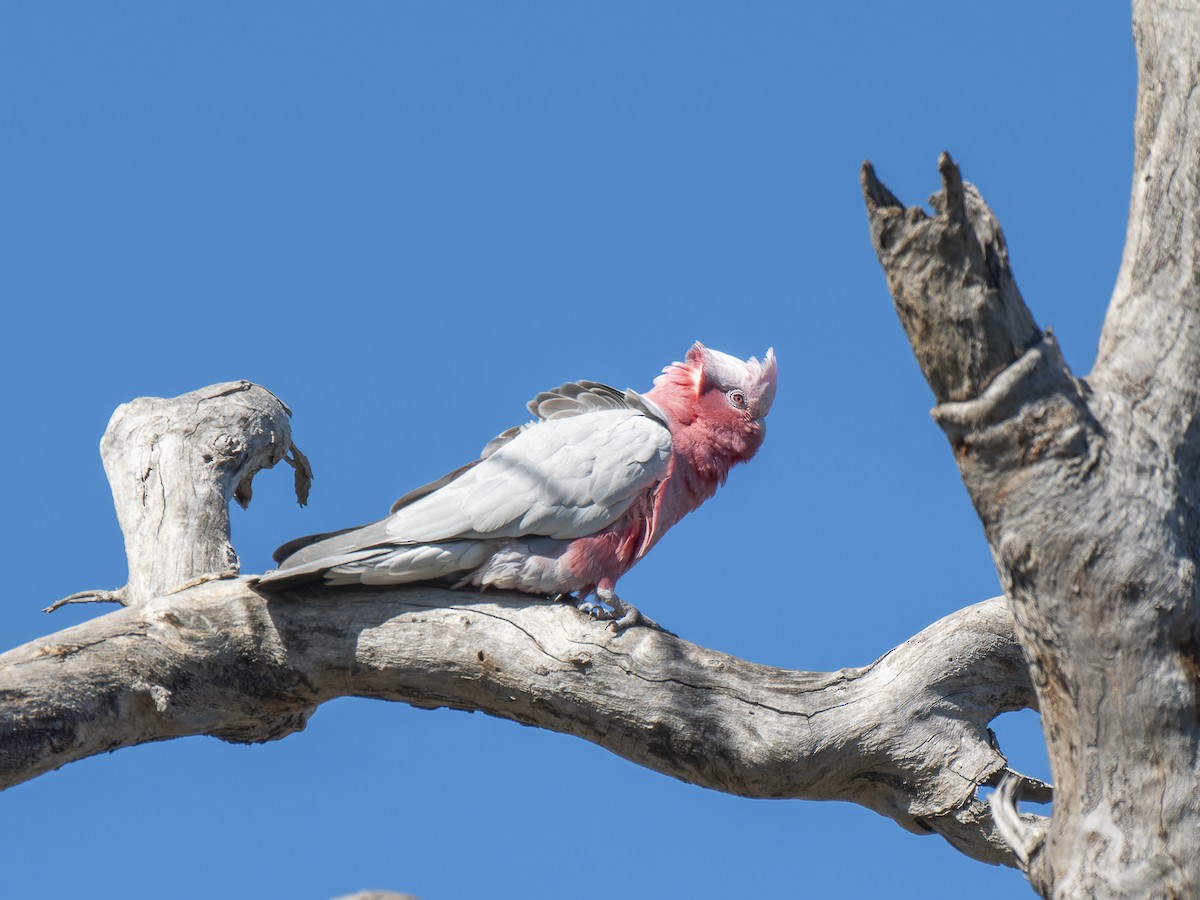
[256,343,777,628]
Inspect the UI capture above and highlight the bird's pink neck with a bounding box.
[644,379,756,526]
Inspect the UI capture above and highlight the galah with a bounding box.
[256,342,777,629]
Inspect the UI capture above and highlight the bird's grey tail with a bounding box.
[251,566,324,591]
[271,525,368,565]
[254,520,394,591]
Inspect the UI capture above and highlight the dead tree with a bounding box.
[0,2,1194,896]
[860,0,1200,894]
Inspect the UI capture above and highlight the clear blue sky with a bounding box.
[2,3,1134,898]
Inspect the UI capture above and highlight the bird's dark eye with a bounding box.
[727,389,748,410]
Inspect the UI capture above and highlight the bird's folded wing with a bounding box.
[392,380,667,514]
[526,380,667,425]
[385,408,671,542]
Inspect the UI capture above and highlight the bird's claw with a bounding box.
[596,587,657,633]
[609,605,643,631]
[553,589,673,636]
[554,593,612,621]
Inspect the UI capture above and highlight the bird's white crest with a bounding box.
[657,342,777,414]
[747,347,777,414]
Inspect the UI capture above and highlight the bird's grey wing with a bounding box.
[389,459,483,514]
[527,380,668,425]
[385,409,672,543]
[394,381,667,512]
[276,459,483,562]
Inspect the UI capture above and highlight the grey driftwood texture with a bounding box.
[0,378,1046,869]
[862,1,1200,895]
[44,381,311,612]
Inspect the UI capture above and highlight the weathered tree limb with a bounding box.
[862,3,1200,893]
[862,153,1041,405]
[3,581,1039,867]
[0,382,1045,871]
[45,380,311,613]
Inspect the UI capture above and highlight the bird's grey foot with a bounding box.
[598,586,643,631]
[556,589,674,636]
[597,587,676,635]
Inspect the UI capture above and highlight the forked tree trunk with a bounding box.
[862,2,1200,894]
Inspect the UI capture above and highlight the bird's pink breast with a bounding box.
[558,496,655,593]
[557,448,722,596]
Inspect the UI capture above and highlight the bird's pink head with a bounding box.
[647,342,778,473]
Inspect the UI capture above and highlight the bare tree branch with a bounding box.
[862,153,1041,405]
[0,382,1044,871]
[989,771,1050,871]
[2,578,1038,868]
